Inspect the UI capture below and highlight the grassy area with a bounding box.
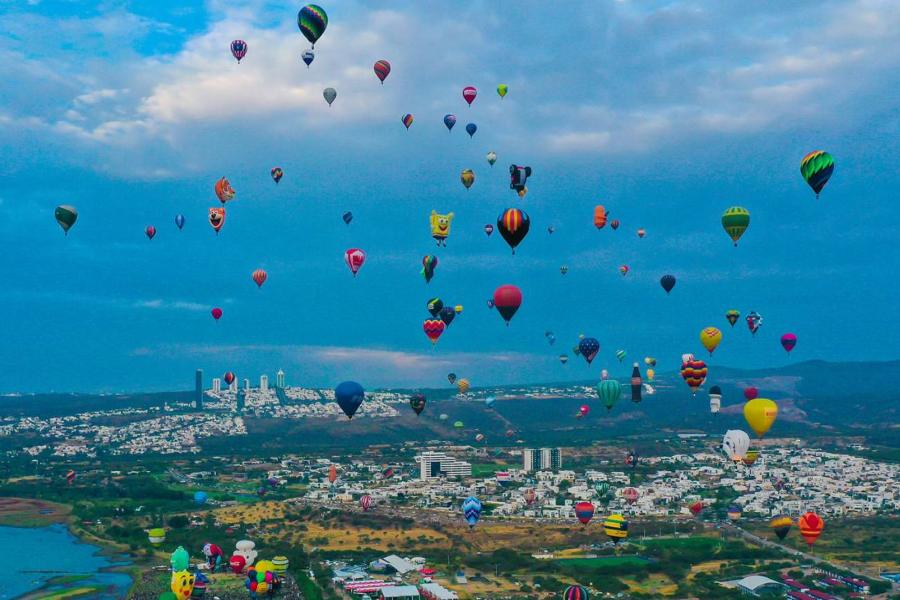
[0,497,70,526]
[470,463,508,477]
[556,556,651,568]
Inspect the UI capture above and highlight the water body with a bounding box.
[0,524,132,599]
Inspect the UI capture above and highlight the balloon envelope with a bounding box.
[334,381,365,419]
[744,398,777,437]
[492,285,522,324]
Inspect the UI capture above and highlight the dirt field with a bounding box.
[0,496,70,526]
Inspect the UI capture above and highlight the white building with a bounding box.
[260,375,269,392]
[243,378,250,392]
[229,379,238,392]
[276,369,285,388]
[523,448,562,472]
[212,378,221,393]
[418,452,472,481]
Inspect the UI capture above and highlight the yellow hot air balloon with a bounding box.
[457,378,470,394]
[646,368,655,382]
[699,327,723,355]
[744,398,778,437]
[460,169,475,190]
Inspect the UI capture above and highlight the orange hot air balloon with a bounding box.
[328,464,337,484]
[798,512,824,547]
[251,269,267,288]
[593,205,608,229]
[215,177,235,203]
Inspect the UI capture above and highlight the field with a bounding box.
[555,556,652,568]
[0,496,70,526]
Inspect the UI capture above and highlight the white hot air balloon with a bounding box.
[722,430,750,463]
[709,385,722,414]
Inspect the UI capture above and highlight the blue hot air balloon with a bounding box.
[342,211,353,225]
[462,496,482,528]
[443,114,457,131]
[194,491,208,505]
[175,214,185,230]
[578,337,600,365]
[334,381,365,419]
[301,50,314,68]
[485,396,496,409]
[465,123,477,138]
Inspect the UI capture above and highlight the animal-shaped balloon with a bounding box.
[171,570,195,600]
[430,210,455,247]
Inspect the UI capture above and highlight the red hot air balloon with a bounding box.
[344,248,366,277]
[252,269,267,288]
[211,307,223,321]
[689,501,704,516]
[223,372,236,385]
[373,60,391,84]
[492,285,522,325]
[360,494,373,511]
[781,333,797,353]
[574,501,595,525]
[423,319,445,345]
[623,487,640,504]
[145,225,156,240]
[680,356,708,394]
[798,511,824,547]
[744,387,758,401]
[462,86,477,106]
[229,554,246,574]
[578,404,590,418]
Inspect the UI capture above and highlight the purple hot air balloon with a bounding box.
[781,333,797,353]
[230,40,248,63]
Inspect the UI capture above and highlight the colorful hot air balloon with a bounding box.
[175,214,185,230]
[427,298,444,317]
[700,327,723,355]
[564,585,589,600]
[646,368,655,381]
[301,50,314,67]
[593,205,608,229]
[644,357,657,367]
[439,306,456,326]
[251,269,267,288]
[323,87,337,106]
[492,285,522,324]
[373,60,391,84]
[145,225,156,240]
[462,496,482,527]
[770,515,793,541]
[800,151,834,198]
[603,514,628,542]
[746,310,763,335]
[271,167,283,184]
[360,495,373,511]
[523,488,536,505]
[334,381,365,419]
[622,487,639,504]
[55,205,78,235]
[474,433,485,443]
[637,228,646,238]
[680,356,707,394]
[509,164,531,192]
[328,464,337,484]
[410,393,426,416]
[619,265,629,276]
[230,40,248,63]
[742,449,760,466]
[610,219,620,230]
[781,333,797,353]
[486,151,497,166]
[215,177,235,203]
[209,207,225,233]
[560,265,568,275]
[211,307,223,321]
[727,504,742,522]
[689,501,704,516]
[708,385,722,413]
[578,404,590,418]
[615,349,626,362]
[444,114,457,131]
[574,501,595,525]
[744,398,777,437]
[456,378,470,394]
[497,208,530,253]
[297,4,328,47]
[660,274,676,293]
[344,248,366,277]
[421,255,438,283]
[497,84,508,98]
[722,429,750,462]
[484,223,494,236]
[596,379,621,411]
[148,528,166,546]
[460,169,475,189]
[725,309,740,327]
[402,113,414,129]
[223,372,235,385]
[423,319,445,345]
[744,386,758,401]
[559,354,569,364]
[798,512,824,547]
[579,337,600,365]
[462,86,477,106]
[721,206,750,246]
[465,123,477,138]
[66,470,76,485]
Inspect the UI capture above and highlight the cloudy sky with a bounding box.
[1,0,898,393]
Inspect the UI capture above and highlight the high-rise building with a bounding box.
[260,374,268,392]
[212,378,221,393]
[229,379,238,392]
[243,378,250,392]
[195,370,203,410]
[236,389,245,412]
[276,369,285,389]
[417,452,472,481]
[523,448,562,472]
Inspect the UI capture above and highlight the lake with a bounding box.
[0,524,132,599]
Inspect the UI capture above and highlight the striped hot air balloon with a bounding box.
[497,208,530,253]
[770,515,793,541]
[798,511,824,547]
[593,205,608,229]
[622,487,639,504]
[800,151,834,198]
[55,205,78,235]
[402,113,414,130]
[727,504,742,521]
[563,585,590,600]
[251,269,267,288]
[297,4,328,47]
[721,206,750,246]
[602,514,628,542]
[680,357,708,394]
[574,501,595,525]
[462,496,482,527]
[373,59,391,84]
[360,495,373,511]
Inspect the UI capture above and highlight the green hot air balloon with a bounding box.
[55,205,78,235]
[453,420,464,429]
[596,379,621,411]
[298,5,328,48]
[721,206,750,246]
[800,150,835,198]
[170,546,190,571]
[497,84,508,98]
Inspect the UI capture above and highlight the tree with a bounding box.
[168,515,189,529]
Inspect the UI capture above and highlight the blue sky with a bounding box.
[1,0,898,393]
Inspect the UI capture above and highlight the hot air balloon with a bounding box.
[373,60,391,84]
[175,214,185,230]
[625,450,638,468]
[145,225,156,240]
[148,527,166,546]
[660,275,676,293]
[564,585,589,600]
[593,205,608,229]
[727,504,742,521]
[722,206,750,246]
[462,86,477,106]
[453,420,463,428]
[484,223,494,236]
[465,123,477,138]
[744,398,777,437]
[484,396,496,409]
[194,491,208,505]
[689,501,704,516]
[427,297,444,317]
[622,487,639,504]
[460,169,475,189]
[409,393,426,415]
[615,349,626,362]
[603,514,628,543]
[251,269,267,288]
[297,4,328,47]
[55,205,78,235]
[800,151,834,198]
[744,387,758,401]
[725,309,740,327]
[66,470,76,485]
[423,319,445,345]
[456,378,470,394]
[523,488,536,505]
[637,228,646,238]
[328,464,337,484]
[630,363,642,403]
[223,372,235,385]
[722,429,751,462]
[209,207,225,233]
[439,306,456,326]
[574,501,595,525]
[171,546,190,571]
[486,151,497,166]
[559,354,569,364]
[746,311,763,335]
[594,482,610,499]
[610,219,620,230]
[492,285,522,325]
[474,433,485,443]
[342,211,353,225]
[781,333,797,353]
[700,327,723,355]
[402,113,414,129]
[578,404,590,418]
[334,381,365,419]
[742,449,760,466]
[421,255,438,283]
[619,265,629,276]
[644,357,657,367]
[709,385,722,413]
[301,50,314,67]
[560,265,568,275]
[215,177,235,203]
[231,40,248,63]
[497,208,530,254]
[447,373,457,384]
[211,307,222,322]
[497,84,508,98]
[271,167,283,184]
[545,331,556,345]
[229,554,246,575]
[770,515,793,541]
[646,368,655,381]
[323,87,336,106]
[596,379,621,411]
[579,338,600,365]
[462,496,482,527]
[444,114,457,131]
[344,248,366,277]
[360,495,372,511]
[680,356,707,394]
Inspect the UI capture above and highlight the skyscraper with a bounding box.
[195,369,203,410]
[260,374,268,392]
[212,378,221,394]
[229,379,238,392]
[275,369,285,389]
[243,378,250,392]
[236,389,245,412]
[523,448,562,472]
